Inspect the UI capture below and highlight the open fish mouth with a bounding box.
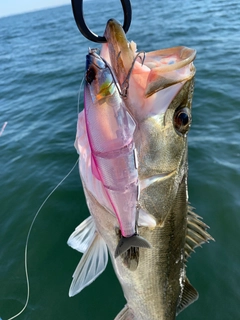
[139,170,176,190]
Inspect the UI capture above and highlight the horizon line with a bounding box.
[0,3,70,20]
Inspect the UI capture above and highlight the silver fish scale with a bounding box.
[84,173,188,320]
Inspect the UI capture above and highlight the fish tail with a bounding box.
[114,234,151,258]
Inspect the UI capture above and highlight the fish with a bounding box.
[68,19,213,319]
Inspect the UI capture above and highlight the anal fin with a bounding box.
[177,277,199,315]
[114,305,136,320]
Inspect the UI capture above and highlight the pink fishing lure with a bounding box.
[83,49,151,257]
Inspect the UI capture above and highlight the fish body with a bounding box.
[84,49,151,257]
[68,20,213,319]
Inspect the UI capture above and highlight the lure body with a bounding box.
[84,49,150,256]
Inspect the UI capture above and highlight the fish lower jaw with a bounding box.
[139,170,176,190]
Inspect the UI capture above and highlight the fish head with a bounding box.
[133,48,196,225]
[136,78,194,225]
[104,19,196,225]
[130,48,196,226]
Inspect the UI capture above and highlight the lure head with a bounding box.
[84,48,135,155]
[85,49,117,103]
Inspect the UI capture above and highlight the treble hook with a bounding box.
[71,0,132,43]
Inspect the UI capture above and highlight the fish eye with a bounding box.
[173,107,191,135]
[86,67,96,84]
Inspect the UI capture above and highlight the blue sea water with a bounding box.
[0,0,239,319]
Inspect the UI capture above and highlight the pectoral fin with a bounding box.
[69,232,108,297]
[177,277,199,315]
[67,216,95,253]
[114,305,136,320]
[138,209,156,228]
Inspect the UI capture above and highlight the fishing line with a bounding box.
[5,74,84,320]
[5,158,79,320]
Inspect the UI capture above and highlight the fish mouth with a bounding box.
[139,170,176,191]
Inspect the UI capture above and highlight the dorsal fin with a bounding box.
[185,206,214,260]
[177,277,199,315]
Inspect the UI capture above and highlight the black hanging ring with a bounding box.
[71,0,132,43]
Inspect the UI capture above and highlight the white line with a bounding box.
[0,122,7,136]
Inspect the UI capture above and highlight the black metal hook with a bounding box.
[71,0,132,43]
